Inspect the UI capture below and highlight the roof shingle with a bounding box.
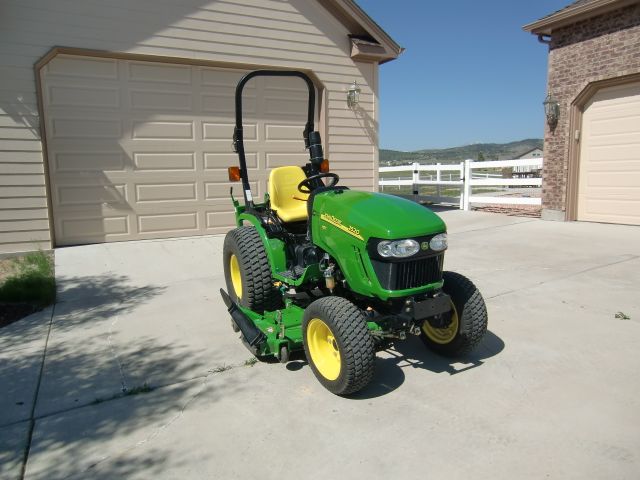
[537,0,601,23]
[523,0,637,34]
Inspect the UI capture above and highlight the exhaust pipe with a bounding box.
[219,289,266,354]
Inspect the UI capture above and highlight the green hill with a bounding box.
[380,139,543,165]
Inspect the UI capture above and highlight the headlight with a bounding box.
[377,239,420,258]
[377,240,394,257]
[429,233,448,251]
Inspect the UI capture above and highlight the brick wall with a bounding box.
[542,3,640,216]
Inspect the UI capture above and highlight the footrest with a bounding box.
[279,266,306,280]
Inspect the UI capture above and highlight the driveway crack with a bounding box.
[449,218,537,236]
[487,254,640,300]
[107,312,128,393]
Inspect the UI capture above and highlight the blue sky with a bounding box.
[355,0,571,150]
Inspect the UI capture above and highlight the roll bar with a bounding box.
[232,70,323,207]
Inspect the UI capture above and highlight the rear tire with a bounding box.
[421,271,487,357]
[223,226,282,313]
[303,297,375,395]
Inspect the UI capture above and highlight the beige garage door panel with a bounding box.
[42,55,313,245]
[578,81,640,226]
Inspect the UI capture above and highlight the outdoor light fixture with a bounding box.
[543,92,560,128]
[347,80,361,108]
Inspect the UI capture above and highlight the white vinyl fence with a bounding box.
[379,158,543,210]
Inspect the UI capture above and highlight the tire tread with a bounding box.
[303,296,375,395]
[422,271,488,357]
[223,226,281,313]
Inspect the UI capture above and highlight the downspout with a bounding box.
[537,34,552,44]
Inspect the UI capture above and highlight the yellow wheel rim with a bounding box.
[307,318,341,381]
[422,301,459,344]
[229,254,242,299]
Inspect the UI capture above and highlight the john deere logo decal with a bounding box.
[421,241,430,251]
[320,213,364,241]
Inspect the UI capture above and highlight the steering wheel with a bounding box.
[298,173,340,194]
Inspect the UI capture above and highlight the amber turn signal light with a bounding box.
[228,166,241,182]
[320,159,330,173]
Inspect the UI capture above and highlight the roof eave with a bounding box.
[320,0,404,63]
[523,0,637,35]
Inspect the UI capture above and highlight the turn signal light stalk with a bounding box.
[228,166,242,182]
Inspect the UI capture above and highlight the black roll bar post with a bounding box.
[232,70,317,208]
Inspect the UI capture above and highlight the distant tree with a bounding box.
[477,151,485,161]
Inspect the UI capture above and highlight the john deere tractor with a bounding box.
[221,70,488,395]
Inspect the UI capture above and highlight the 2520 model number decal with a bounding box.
[320,213,364,241]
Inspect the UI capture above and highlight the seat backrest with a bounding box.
[268,166,309,223]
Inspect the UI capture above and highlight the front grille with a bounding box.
[395,256,443,290]
[371,255,443,290]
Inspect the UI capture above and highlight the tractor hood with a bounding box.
[313,190,446,241]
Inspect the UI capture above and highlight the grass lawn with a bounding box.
[0,251,55,327]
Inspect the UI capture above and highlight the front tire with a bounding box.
[223,226,282,313]
[421,271,487,357]
[303,297,375,395]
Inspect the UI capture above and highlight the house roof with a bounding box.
[523,0,639,35]
[320,0,404,63]
[516,147,543,158]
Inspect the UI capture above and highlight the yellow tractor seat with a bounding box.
[268,166,309,223]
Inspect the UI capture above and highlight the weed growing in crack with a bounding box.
[89,383,154,406]
[211,364,232,373]
[244,358,258,367]
[615,311,631,320]
[124,383,153,396]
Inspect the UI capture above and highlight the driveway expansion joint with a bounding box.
[19,303,55,480]
[26,357,261,423]
[57,357,261,477]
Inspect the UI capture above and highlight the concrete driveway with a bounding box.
[2,210,639,479]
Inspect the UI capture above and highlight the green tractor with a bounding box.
[221,70,487,395]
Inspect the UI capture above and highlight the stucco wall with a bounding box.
[542,3,640,216]
[0,0,380,253]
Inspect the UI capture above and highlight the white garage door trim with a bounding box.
[37,50,322,246]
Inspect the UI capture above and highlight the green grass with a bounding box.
[0,251,56,307]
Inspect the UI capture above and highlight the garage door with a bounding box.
[577,81,640,225]
[40,55,313,246]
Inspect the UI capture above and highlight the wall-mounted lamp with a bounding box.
[347,80,361,108]
[543,92,560,128]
